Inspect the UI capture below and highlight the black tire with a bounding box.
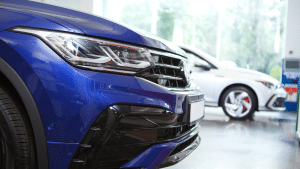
[220,86,257,120]
[0,85,36,169]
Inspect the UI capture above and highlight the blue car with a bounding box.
[0,1,204,169]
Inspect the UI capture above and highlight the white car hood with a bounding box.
[218,67,279,85]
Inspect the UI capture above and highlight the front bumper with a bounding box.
[68,105,202,169]
[264,88,287,111]
[122,127,200,169]
[159,130,200,168]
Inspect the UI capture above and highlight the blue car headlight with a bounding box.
[11,27,155,74]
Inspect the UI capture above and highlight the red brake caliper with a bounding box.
[243,98,250,110]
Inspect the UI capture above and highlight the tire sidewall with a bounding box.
[221,86,257,120]
[0,110,15,169]
[0,85,36,169]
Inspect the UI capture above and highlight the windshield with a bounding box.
[219,61,239,68]
[185,47,239,69]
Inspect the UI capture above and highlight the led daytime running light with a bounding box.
[256,80,274,89]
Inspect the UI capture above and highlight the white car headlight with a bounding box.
[11,27,155,74]
[256,80,274,89]
[275,83,284,89]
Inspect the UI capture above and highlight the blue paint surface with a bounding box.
[0,1,200,168]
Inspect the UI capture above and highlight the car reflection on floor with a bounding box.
[166,107,300,169]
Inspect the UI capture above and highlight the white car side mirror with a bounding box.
[194,60,211,70]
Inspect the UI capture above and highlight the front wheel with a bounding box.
[0,85,36,169]
[220,86,257,120]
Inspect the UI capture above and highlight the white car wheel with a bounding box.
[221,86,257,120]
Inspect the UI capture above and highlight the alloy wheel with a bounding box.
[224,90,252,118]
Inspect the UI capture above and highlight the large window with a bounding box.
[32,0,286,80]
[116,0,286,80]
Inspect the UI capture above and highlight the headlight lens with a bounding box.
[275,83,284,89]
[256,80,274,89]
[11,27,155,74]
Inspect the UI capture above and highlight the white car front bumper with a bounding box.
[259,87,287,111]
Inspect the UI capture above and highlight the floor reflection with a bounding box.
[166,107,300,169]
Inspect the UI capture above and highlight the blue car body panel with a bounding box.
[47,142,79,169]
[0,1,202,169]
[0,5,75,33]
[0,31,186,143]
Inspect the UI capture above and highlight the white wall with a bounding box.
[284,0,300,59]
[80,0,94,14]
[31,0,114,18]
[30,0,93,14]
[32,0,82,11]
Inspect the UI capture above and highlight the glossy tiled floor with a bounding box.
[166,107,300,169]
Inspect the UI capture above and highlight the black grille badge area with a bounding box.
[139,53,189,88]
[68,105,196,169]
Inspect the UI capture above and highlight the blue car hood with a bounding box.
[0,0,185,56]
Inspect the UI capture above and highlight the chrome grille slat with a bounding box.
[158,67,162,74]
[163,67,167,75]
[172,69,176,76]
[170,58,174,65]
[167,79,171,86]
[156,64,181,70]
[149,50,186,60]
[140,52,189,88]
[160,56,164,64]
[141,74,183,81]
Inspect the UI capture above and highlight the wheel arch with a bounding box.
[0,57,49,169]
[218,83,259,111]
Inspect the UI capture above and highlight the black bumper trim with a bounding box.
[159,135,201,168]
[68,105,200,169]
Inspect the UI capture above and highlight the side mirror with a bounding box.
[194,60,211,70]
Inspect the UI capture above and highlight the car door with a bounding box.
[186,51,217,105]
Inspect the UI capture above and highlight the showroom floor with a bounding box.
[166,107,300,169]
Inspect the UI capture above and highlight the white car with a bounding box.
[180,45,288,120]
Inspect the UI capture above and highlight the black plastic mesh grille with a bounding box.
[272,97,285,107]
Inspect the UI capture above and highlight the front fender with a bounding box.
[0,38,49,169]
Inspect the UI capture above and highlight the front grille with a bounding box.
[140,51,188,88]
[273,97,285,107]
[68,105,196,169]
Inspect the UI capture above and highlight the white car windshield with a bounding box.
[185,47,239,69]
